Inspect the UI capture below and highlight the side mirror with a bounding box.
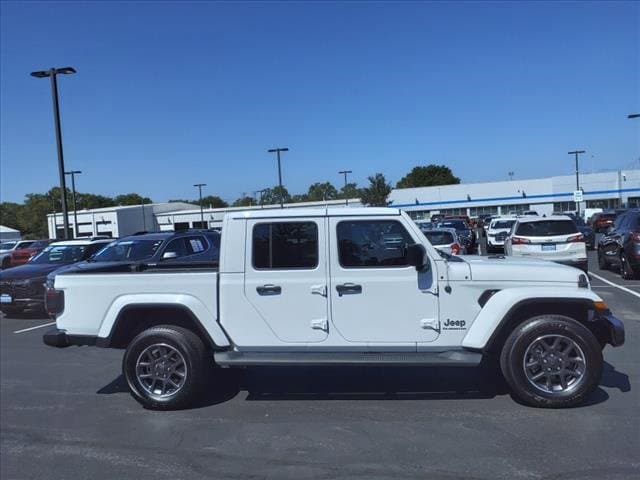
[161,251,178,260]
[406,243,426,270]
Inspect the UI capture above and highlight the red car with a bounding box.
[8,240,54,268]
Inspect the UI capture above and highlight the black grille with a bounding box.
[0,281,42,299]
[496,232,507,241]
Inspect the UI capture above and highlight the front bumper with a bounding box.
[43,328,97,348]
[601,312,625,347]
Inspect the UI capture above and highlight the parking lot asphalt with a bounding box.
[1,250,639,480]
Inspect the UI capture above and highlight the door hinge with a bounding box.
[310,284,327,296]
[420,318,440,332]
[311,318,328,331]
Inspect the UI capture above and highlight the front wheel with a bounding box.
[500,315,602,408]
[123,325,211,410]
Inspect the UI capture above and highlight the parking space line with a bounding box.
[13,322,56,334]
[589,272,640,300]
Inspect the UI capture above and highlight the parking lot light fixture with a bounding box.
[194,183,207,228]
[267,148,289,208]
[568,150,586,215]
[30,66,77,239]
[339,170,352,206]
[64,170,82,238]
[628,113,640,119]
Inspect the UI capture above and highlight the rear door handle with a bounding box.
[256,284,281,296]
[336,283,362,296]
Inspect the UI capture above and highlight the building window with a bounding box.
[552,202,576,213]
[192,221,208,229]
[502,204,530,215]
[337,220,414,268]
[586,199,620,209]
[253,222,318,269]
[470,206,499,216]
[174,222,190,231]
[440,207,467,216]
[407,210,430,220]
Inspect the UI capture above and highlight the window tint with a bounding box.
[337,220,414,268]
[492,220,515,229]
[423,230,454,246]
[437,220,467,230]
[163,238,190,258]
[30,245,87,264]
[186,236,207,254]
[515,220,578,236]
[253,222,318,269]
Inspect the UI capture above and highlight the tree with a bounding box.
[0,202,21,232]
[114,193,153,206]
[261,186,291,205]
[290,194,310,203]
[306,182,338,201]
[340,182,362,200]
[200,195,228,208]
[396,164,460,189]
[232,195,255,207]
[361,173,392,207]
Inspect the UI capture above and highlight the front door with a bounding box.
[328,217,440,345]
[244,218,329,343]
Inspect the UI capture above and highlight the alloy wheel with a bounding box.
[135,343,187,398]
[523,334,586,394]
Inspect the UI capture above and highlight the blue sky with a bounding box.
[1,1,638,204]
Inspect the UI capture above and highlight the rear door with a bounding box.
[244,218,328,343]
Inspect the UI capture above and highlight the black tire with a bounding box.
[1,257,10,269]
[620,252,638,280]
[597,249,608,270]
[499,315,602,408]
[123,325,212,410]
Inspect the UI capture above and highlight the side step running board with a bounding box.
[214,350,482,367]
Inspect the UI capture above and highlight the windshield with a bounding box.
[423,231,455,245]
[515,220,578,237]
[91,239,164,262]
[492,220,515,229]
[438,220,467,230]
[30,245,87,264]
[0,241,17,250]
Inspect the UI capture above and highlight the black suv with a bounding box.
[597,209,640,279]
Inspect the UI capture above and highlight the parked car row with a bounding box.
[0,230,221,315]
[0,239,53,269]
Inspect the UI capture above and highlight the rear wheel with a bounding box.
[123,325,212,410]
[500,315,602,408]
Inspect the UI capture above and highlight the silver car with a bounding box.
[421,228,465,256]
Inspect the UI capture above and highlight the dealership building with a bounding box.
[47,169,640,238]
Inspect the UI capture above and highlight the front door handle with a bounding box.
[256,284,281,296]
[336,283,362,296]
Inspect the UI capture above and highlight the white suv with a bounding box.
[504,216,587,272]
[486,218,516,253]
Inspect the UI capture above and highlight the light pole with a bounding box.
[194,183,207,228]
[31,66,76,239]
[568,150,586,215]
[254,188,268,208]
[267,147,289,208]
[508,171,514,181]
[64,170,82,238]
[339,170,352,205]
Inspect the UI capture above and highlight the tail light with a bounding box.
[510,237,531,245]
[567,234,585,243]
[451,243,461,255]
[45,286,64,317]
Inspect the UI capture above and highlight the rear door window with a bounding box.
[423,231,454,245]
[515,221,578,236]
[253,222,318,269]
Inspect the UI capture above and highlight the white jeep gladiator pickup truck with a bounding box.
[43,208,625,410]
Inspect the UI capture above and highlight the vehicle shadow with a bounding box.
[97,361,627,409]
[600,361,631,392]
[242,365,508,401]
[1,310,49,320]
